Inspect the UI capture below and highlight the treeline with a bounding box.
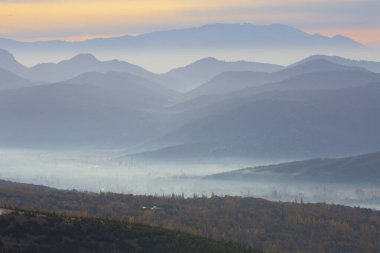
[0,182,380,252]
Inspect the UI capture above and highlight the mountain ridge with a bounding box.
[207,150,380,184]
[0,23,369,72]
[126,83,380,162]
[184,59,371,98]
[0,23,366,49]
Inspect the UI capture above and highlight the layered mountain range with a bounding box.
[0,24,366,53]
[0,23,371,73]
[1,47,380,163]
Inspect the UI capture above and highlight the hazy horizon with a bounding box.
[1,0,379,46]
[1,22,379,72]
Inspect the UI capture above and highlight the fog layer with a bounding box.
[1,149,379,210]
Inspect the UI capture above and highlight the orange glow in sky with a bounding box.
[0,0,379,46]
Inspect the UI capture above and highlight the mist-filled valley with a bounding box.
[1,147,380,210]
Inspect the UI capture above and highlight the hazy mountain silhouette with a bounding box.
[1,49,380,158]
[172,69,380,129]
[0,68,40,90]
[185,59,369,97]
[292,55,380,73]
[0,24,366,53]
[0,24,369,76]
[0,49,284,91]
[1,49,376,94]
[65,71,178,98]
[0,49,28,74]
[274,59,368,79]
[208,151,380,184]
[124,23,365,49]
[26,53,163,83]
[162,57,283,91]
[0,49,171,86]
[130,84,380,162]
[185,71,270,97]
[250,71,380,93]
[0,72,174,147]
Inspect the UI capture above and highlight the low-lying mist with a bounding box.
[0,148,379,210]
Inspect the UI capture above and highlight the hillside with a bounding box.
[0,49,28,74]
[0,50,163,84]
[292,55,380,73]
[0,209,257,253]
[0,72,173,147]
[0,68,36,91]
[208,151,380,184]
[131,84,380,162]
[185,59,370,97]
[0,181,379,253]
[162,57,282,91]
[186,71,270,97]
[0,23,366,53]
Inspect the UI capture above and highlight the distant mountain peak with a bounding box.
[194,57,220,64]
[290,54,380,73]
[67,53,99,63]
[268,23,296,28]
[333,35,352,40]
[288,58,368,72]
[298,58,338,66]
[0,48,27,74]
[0,48,16,61]
[331,34,366,47]
[199,23,297,30]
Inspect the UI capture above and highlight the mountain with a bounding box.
[2,50,379,153]
[0,24,366,52]
[185,59,372,99]
[185,71,270,97]
[0,24,368,72]
[0,72,174,147]
[185,59,370,97]
[122,23,365,50]
[292,55,380,73]
[0,68,39,90]
[65,71,178,98]
[129,84,380,162]
[223,69,380,100]
[26,53,163,83]
[0,49,284,92]
[0,49,28,74]
[207,151,380,184]
[273,59,369,80]
[251,70,380,93]
[0,49,169,85]
[162,57,283,91]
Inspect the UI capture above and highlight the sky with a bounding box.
[0,0,379,48]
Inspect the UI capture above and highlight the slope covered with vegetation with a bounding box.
[0,181,380,253]
[0,209,257,253]
[208,151,380,184]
